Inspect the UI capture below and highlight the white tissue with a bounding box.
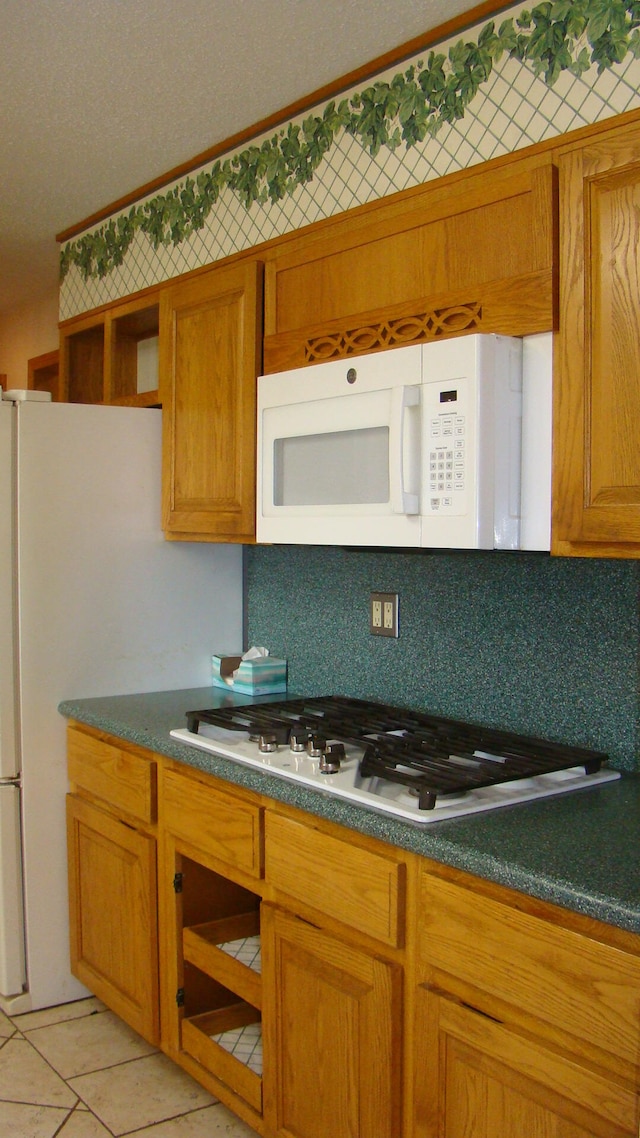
[241,646,269,661]
[232,646,269,680]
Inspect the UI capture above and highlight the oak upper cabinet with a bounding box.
[262,810,404,1138]
[66,724,160,1046]
[413,869,640,1138]
[59,311,106,404]
[160,259,263,542]
[553,123,640,556]
[27,350,60,401]
[263,153,557,373]
[59,293,160,406]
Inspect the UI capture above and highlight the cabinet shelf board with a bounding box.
[110,391,160,408]
[182,1008,262,1112]
[183,914,261,1009]
[113,306,159,339]
[190,911,260,948]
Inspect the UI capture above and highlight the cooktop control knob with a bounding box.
[258,733,278,753]
[307,734,327,758]
[319,741,345,773]
[289,728,308,752]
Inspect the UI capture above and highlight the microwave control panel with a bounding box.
[423,373,475,520]
[418,332,522,550]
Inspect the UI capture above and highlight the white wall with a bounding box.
[0,290,58,389]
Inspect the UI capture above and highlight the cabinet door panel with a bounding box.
[161,260,262,540]
[66,793,159,1044]
[262,904,402,1138]
[554,126,640,553]
[414,987,637,1138]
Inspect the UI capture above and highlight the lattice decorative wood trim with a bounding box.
[304,303,483,362]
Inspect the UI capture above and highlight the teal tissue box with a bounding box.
[212,653,287,695]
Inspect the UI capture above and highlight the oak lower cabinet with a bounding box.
[262,808,405,1138]
[416,989,628,1138]
[158,762,266,1133]
[158,768,406,1138]
[261,904,402,1138]
[160,258,263,542]
[66,724,159,1045]
[413,868,640,1138]
[554,120,640,557]
[66,724,640,1138]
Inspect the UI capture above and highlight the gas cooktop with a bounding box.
[170,695,620,825]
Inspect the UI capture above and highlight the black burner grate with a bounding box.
[184,695,609,809]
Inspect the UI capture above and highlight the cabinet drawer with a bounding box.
[418,872,640,1078]
[162,767,263,879]
[265,812,404,947]
[67,726,156,824]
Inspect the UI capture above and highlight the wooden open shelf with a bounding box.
[59,291,160,406]
[183,911,261,1009]
[28,350,60,401]
[182,1004,262,1112]
[109,298,159,405]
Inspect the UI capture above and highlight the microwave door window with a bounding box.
[273,426,390,506]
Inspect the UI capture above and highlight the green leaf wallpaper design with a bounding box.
[60,0,640,284]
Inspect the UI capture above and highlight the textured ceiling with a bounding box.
[1,0,476,316]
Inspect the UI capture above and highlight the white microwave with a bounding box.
[256,333,552,550]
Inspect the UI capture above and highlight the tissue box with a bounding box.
[212,653,287,695]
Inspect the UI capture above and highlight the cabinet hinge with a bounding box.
[173,872,183,893]
[176,987,185,1008]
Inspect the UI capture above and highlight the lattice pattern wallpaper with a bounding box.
[60,0,640,319]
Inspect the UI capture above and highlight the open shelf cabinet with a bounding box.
[166,850,264,1121]
[27,350,60,401]
[59,292,160,406]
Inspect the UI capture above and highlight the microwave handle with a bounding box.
[389,385,420,515]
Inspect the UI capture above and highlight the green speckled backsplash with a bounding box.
[245,547,640,772]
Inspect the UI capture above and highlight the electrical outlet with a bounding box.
[370,592,399,638]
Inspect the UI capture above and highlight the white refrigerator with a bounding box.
[0,393,243,1014]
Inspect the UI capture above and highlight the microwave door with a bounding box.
[258,386,421,546]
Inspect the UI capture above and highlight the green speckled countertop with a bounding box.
[59,687,640,935]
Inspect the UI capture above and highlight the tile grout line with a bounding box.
[1,1005,124,1135]
[0,999,260,1135]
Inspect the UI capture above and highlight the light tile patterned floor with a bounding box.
[0,997,260,1137]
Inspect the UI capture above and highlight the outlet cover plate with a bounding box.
[370,592,399,638]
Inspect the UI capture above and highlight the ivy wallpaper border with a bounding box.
[60,0,640,293]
